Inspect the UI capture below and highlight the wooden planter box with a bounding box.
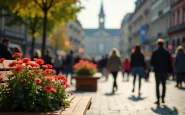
[73,73,101,91]
[0,96,92,115]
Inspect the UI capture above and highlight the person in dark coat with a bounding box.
[43,49,52,64]
[131,45,146,96]
[0,38,12,59]
[174,46,185,88]
[150,39,172,105]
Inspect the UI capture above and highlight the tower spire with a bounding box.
[99,0,105,16]
[99,0,105,29]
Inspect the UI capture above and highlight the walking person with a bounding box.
[150,39,172,105]
[131,45,146,96]
[0,38,12,59]
[103,54,109,81]
[122,57,130,81]
[33,50,41,59]
[174,46,185,88]
[44,49,52,65]
[107,48,122,93]
[65,50,74,84]
[54,53,61,75]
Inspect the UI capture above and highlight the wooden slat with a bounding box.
[0,60,14,71]
[61,96,82,115]
[71,96,92,115]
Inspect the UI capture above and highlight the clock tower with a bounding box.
[99,0,105,29]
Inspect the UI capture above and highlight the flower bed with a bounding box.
[0,53,71,112]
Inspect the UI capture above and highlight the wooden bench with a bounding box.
[0,60,92,115]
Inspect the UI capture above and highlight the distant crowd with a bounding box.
[1,38,185,105]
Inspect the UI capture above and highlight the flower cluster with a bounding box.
[74,60,97,76]
[0,52,71,112]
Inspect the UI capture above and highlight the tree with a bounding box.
[0,0,82,58]
[49,26,71,52]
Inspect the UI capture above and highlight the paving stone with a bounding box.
[67,72,185,115]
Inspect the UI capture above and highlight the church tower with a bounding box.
[99,0,105,29]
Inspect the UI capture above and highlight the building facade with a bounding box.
[0,10,27,55]
[128,0,150,54]
[66,20,85,52]
[168,0,185,52]
[120,13,132,57]
[149,0,171,51]
[83,1,119,58]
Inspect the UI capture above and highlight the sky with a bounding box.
[77,0,135,29]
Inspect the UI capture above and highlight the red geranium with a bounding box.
[52,88,57,92]
[44,85,53,92]
[28,73,33,76]
[34,78,42,84]
[14,66,22,73]
[0,58,5,63]
[46,64,53,69]
[12,52,22,58]
[8,61,17,67]
[45,76,52,81]
[35,59,44,65]
[33,69,40,73]
[22,58,30,63]
[42,65,48,69]
[22,78,26,83]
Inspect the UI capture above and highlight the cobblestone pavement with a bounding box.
[67,72,185,115]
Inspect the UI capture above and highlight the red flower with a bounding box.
[22,78,26,83]
[70,92,74,95]
[52,88,57,92]
[46,64,53,69]
[34,78,42,84]
[22,66,26,69]
[27,62,38,67]
[28,73,33,76]
[41,71,47,75]
[14,66,22,73]
[22,58,30,63]
[12,52,22,58]
[42,65,48,69]
[44,85,53,92]
[50,69,55,74]
[35,59,44,65]
[8,61,17,67]
[0,77,3,82]
[0,58,5,63]
[33,69,40,73]
[62,81,67,85]
[16,58,21,61]
[0,72,3,75]
[45,76,52,81]
[66,84,70,88]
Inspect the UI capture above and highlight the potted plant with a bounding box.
[0,52,72,114]
[73,60,100,91]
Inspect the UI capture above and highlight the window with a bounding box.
[178,10,180,24]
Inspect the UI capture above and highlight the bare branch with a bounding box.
[33,0,43,9]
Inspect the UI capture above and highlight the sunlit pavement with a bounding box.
[67,72,185,115]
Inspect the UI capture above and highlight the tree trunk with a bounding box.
[41,9,48,58]
[31,35,35,60]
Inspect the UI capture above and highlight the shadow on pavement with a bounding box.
[128,95,147,102]
[67,90,96,94]
[151,105,178,115]
[178,87,185,90]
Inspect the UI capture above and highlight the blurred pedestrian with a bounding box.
[174,46,185,88]
[54,53,61,75]
[131,45,146,96]
[170,52,175,80]
[122,57,130,81]
[103,54,109,81]
[13,46,23,58]
[33,50,41,59]
[44,49,52,65]
[107,48,122,93]
[150,39,172,105]
[74,54,81,64]
[64,50,74,84]
[145,58,151,82]
[91,57,97,65]
[0,38,12,59]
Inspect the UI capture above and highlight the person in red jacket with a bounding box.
[122,57,131,81]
